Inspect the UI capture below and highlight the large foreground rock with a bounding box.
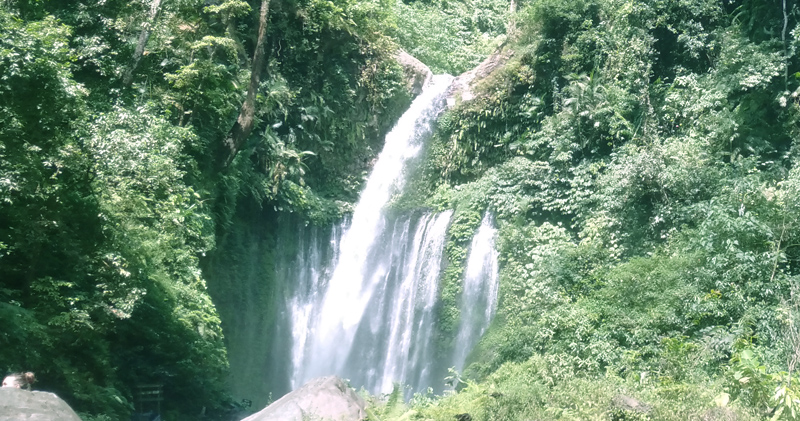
[0,388,81,421]
[242,376,366,421]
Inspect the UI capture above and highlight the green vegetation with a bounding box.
[377,0,800,419]
[6,0,800,418]
[0,0,424,417]
[393,0,509,74]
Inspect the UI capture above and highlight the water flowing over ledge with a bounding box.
[273,75,500,396]
[452,212,500,375]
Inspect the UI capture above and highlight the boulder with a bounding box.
[241,376,366,421]
[395,50,433,96]
[0,388,81,421]
[446,47,514,107]
[610,395,652,420]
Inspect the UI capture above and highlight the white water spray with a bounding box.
[278,75,500,395]
[452,212,500,373]
[292,75,454,391]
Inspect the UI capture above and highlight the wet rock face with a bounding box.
[241,376,366,421]
[0,388,82,421]
[396,50,433,96]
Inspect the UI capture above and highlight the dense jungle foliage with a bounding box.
[370,0,800,419]
[6,0,800,418]
[0,0,506,418]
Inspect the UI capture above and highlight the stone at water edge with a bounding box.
[241,376,367,421]
[446,47,514,107]
[0,387,82,421]
[395,50,433,96]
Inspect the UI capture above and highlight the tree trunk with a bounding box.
[222,0,271,168]
[782,0,788,89]
[122,0,164,86]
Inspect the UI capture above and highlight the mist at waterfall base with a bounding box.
[269,76,500,399]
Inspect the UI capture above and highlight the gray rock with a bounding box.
[610,394,652,420]
[611,394,651,413]
[446,47,514,107]
[395,50,433,96]
[241,376,366,421]
[0,388,81,421]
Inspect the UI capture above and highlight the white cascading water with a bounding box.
[293,74,453,392]
[451,212,500,373]
[275,75,500,396]
[284,221,346,387]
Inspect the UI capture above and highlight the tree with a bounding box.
[222,0,270,168]
[122,0,164,86]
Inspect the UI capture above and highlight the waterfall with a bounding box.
[451,212,500,374]
[284,221,346,388]
[273,75,500,396]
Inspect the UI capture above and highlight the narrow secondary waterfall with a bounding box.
[273,75,500,396]
[451,212,500,374]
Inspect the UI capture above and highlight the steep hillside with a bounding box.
[373,0,800,419]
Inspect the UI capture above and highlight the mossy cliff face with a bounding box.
[202,201,282,410]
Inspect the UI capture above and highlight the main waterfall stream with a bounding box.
[273,75,500,397]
